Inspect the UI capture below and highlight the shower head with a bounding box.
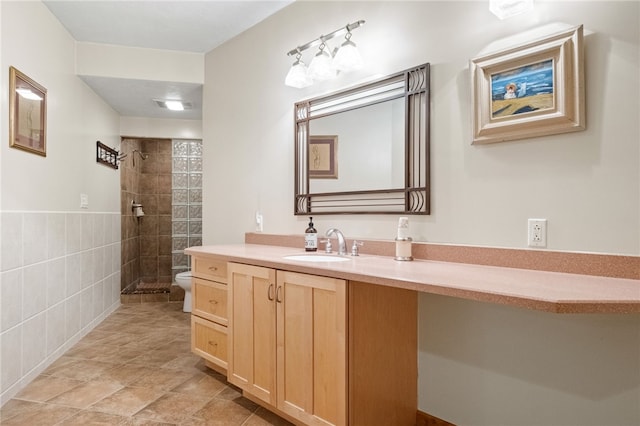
[132,150,148,160]
[131,149,148,167]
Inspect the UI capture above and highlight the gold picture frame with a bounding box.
[9,66,47,156]
[470,25,584,144]
[309,135,338,179]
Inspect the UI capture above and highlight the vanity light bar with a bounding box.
[286,20,365,57]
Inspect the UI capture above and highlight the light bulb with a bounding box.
[308,48,336,81]
[285,59,312,88]
[333,39,363,72]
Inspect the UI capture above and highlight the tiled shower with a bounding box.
[119,138,202,297]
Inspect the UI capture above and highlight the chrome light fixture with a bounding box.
[285,20,365,88]
[333,30,363,72]
[490,0,534,19]
[285,52,313,88]
[308,42,336,81]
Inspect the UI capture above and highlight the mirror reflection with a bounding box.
[309,98,405,193]
[294,63,430,215]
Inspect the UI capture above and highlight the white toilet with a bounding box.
[175,271,193,312]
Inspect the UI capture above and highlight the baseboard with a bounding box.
[416,410,456,426]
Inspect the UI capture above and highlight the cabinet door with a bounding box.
[276,271,347,426]
[228,263,277,406]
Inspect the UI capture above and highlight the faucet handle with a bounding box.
[321,239,333,253]
[351,240,364,256]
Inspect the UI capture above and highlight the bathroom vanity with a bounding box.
[186,240,639,426]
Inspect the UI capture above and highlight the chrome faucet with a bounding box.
[325,228,347,255]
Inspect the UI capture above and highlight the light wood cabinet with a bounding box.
[228,262,415,426]
[190,258,228,374]
[228,263,346,426]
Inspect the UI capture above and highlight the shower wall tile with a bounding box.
[158,175,172,194]
[158,195,172,214]
[158,236,172,256]
[140,236,158,256]
[173,141,188,156]
[173,158,188,172]
[140,216,158,235]
[158,216,172,235]
[158,255,172,276]
[140,175,159,194]
[140,194,158,215]
[2,212,23,271]
[158,154,172,172]
[140,155,158,174]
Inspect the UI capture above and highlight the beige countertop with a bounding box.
[185,244,640,314]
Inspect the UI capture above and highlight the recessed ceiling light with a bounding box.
[153,99,193,111]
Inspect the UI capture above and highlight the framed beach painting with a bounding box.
[9,66,47,156]
[470,25,584,144]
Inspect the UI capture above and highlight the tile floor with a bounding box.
[1,302,293,425]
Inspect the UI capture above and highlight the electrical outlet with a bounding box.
[528,219,547,247]
[80,193,89,209]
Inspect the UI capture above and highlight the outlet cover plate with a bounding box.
[528,218,547,247]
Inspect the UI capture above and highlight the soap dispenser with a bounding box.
[305,217,318,252]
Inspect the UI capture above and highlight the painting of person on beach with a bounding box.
[490,59,554,118]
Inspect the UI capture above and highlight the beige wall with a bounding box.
[203,1,639,256]
[0,1,121,404]
[202,1,640,424]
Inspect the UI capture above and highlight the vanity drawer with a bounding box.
[193,278,228,325]
[193,257,227,282]
[192,316,227,369]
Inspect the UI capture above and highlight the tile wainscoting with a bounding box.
[0,211,121,405]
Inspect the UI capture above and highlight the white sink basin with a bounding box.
[283,254,351,262]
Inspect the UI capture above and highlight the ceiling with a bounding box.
[43,1,293,120]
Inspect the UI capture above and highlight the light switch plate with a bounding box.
[80,193,89,209]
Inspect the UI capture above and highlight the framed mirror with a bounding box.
[294,63,430,215]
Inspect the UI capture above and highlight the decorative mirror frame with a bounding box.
[294,63,430,215]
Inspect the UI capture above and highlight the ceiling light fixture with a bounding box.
[332,30,363,72]
[153,99,192,111]
[490,0,534,19]
[164,100,184,111]
[285,20,365,88]
[284,51,313,88]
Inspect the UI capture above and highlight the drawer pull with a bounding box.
[208,299,218,305]
[208,341,218,347]
[208,266,218,271]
